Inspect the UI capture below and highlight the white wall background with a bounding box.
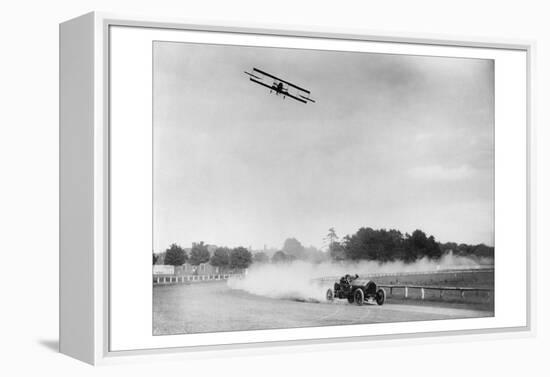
[0,0,547,375]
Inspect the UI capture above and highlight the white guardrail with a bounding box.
[378,284,493,300]
[153,273,243,285]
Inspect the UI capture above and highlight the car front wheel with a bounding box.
[376,288,386,305]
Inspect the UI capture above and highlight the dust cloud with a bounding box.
[227,254,493,302]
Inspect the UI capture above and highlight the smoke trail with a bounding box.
[227,254,493,302]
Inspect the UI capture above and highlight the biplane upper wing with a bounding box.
[244,71,262,80]
[253,67,311,94]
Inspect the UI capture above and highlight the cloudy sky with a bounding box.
[153,41,494,252]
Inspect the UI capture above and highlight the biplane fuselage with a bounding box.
[274,82,284,94]
[270,82,290,97]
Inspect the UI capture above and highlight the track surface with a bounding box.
[153,282,493,335]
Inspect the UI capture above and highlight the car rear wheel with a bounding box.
[326,288,334,302]
[376,288,386,305]
[354,288,364,306]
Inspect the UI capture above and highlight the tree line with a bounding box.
[327,227,494,262]
[153,227,494,268]
[155,241,253,270]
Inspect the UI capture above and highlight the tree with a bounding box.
[324,227,339,250]
[471,244,494,258]
[342,227,406,262]
[403,230,441,261]
[189,241,210,265]
[229,247,253,269]
[282,238,306,259]
[210,247,230,271]
[163,243,187,266]
[323,227,346,261]
[252,252,269,264]
[426,235,442,259]
[329,241,346,261]
[153,253,159,265]
[271,250,295,264]
[304,246,329,263]
[342,227,382,261]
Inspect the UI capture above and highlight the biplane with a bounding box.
[244,68,316,104]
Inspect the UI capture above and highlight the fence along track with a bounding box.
[153,273,243,285]
[379,284,493,301]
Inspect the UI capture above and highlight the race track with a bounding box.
[153,281,493,335]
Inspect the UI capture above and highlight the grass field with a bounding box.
[372,269,494,288]
[372,269,494,306]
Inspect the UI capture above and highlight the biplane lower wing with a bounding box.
[249,77,275,91]
[283,91,307,104]
[299,95,316,103]
[249,78,307,104]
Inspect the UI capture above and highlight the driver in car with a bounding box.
[340,274,359,292]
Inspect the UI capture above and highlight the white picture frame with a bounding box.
[59,11,535,365]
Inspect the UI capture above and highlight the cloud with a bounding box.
[414,132,432,142]
[408,164,475,181]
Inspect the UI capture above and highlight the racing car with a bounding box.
[326,274,386,306]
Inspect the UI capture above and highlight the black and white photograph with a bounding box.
[1,0,546,371]
[151,41,495,336]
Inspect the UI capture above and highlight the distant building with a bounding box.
[154,253,165,265]
[173,262,220,276]
[154,262,244,276]
[153,265,174,275]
